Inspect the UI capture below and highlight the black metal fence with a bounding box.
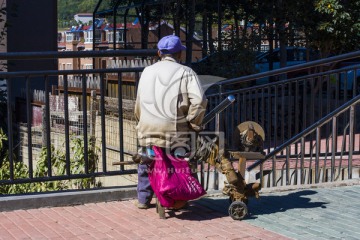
[1,48,360,193]
[206,50,360,187]
[0,49,157,190]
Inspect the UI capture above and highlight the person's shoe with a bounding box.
[134,201,149,209]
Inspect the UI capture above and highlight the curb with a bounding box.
[0,186,137,212]
[1,178,359,212]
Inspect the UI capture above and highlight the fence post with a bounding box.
[90,90,97,151]
[41,105,47,147]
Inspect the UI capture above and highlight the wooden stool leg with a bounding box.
[156,198,166,219]
[238,157,246,180]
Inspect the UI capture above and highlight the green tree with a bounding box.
[314,0,360,54]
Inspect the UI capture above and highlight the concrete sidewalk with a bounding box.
[0,179,359,240]
[201,182,360,240]
[0,198,288,240]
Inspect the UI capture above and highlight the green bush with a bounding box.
[0,129,101,195]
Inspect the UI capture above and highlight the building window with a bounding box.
[107,30,124,43]
[66,63,72,70]
[82,64,93,69]
[84,31,93,43]
[66,33,73,42]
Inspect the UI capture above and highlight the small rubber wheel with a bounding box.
[229,197,248,206]
[228,201,248,220]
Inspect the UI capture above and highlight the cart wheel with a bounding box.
[228,201,248,220]
[229,197,248,206]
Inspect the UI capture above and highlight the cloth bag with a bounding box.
[148,146,206,207]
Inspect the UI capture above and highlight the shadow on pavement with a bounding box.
[163,201,228,220]
[159,190,328,220]
[245,190,328,219]
[192,190,328,220]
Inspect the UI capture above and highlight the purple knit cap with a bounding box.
[157,35,186,54]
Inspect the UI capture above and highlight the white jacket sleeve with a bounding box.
[185,69,208,131]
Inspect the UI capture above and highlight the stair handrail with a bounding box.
[214,50,360,89]
[247,94,360,171]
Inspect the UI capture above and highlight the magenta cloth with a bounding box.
[148,146,206,208]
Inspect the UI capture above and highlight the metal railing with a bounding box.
[0,49,157,189]
[1,48,360,193]
[247,94,360,187]
[205,50,360,188]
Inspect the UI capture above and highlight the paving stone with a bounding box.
[0,181,359,239]
[198,184,360,240]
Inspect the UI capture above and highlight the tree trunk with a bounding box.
[234,9,239,40]
[242,15,249,49]
[217,0,222,52]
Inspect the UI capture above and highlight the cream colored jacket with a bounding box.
[135,56,207,148]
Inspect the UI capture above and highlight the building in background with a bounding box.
[74,13,93,24]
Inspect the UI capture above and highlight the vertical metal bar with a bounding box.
[326,74,331,139]
[322,134,330,183]
[310,77,315,149]
[242,92,246,122]
[26,77,33,178]
[343,71,348,102]
[100,73,107,172]
[331,116,337,181]
[300,137,305,184]
[113,9,117,50]
[230,98,235,139]
[259,162,263,188]
[92,0,102,67]
[213,85,223,191]
[82,74,89,174]
[272,155,276,187]
[249,90,253,119]
[6,79,14,180]
[118,72,125,171]
[335,73,339,108]
[45,76,52,177]
[303,79,307,130]
[286,145,290,185]
[267,86,272,153]
[260,88,265,127]
[254,89,259,122]
[63,75,71,176]
[200,161,204,187]
[310,77,315,124]
[319,77,323,121]
[287,82,292,140]
[281,84,285,143]
[353,67,358,97]
[236,93,241,126]
[274,85,278,148]
[315,127,321,183]
[124,9,128,49]
[134,72,140,98]
[295,80,299,135]
[348,106,354,179]
[213,112,219,190]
